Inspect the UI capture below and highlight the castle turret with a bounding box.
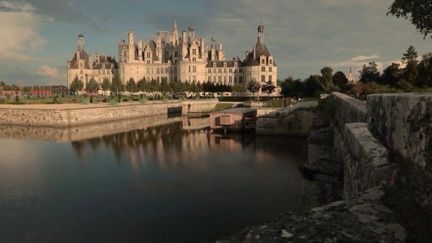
[77,34,85,52]
[171,19,179,46]
[128,30,135,62]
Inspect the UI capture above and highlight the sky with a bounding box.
[0,0,431,86]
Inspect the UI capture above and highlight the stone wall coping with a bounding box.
[332,92,367,114]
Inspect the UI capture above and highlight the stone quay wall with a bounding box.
[368,93,432,211]
[0,100,217,127]
[331,92,392,198]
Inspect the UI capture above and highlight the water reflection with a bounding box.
[0,117,309,243]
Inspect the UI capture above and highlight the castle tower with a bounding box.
[171,19,179,46]
[77,34,85,52]
[127,30,135,62]
[257,25,265,44]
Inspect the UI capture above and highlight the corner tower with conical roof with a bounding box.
[243,25,277,91]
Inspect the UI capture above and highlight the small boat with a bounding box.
[209,108,257,133]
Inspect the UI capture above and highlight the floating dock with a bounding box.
[209,108,257,133]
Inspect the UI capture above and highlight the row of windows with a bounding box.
[261,58,273,65]
[208,76,244,83]
[261,66,273,72]
[208,68,243,74]
[261,75,273,82]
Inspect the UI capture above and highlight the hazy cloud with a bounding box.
[35,65,60,78]
[0,1,46,61]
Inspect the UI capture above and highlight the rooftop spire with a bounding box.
[172,19,178,33]
[257,25,264,44]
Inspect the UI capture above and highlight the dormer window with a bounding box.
[261,58,265,64]
[269,59,273,65]
[192,49,197,55]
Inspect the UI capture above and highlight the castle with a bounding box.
[67,22,277,91]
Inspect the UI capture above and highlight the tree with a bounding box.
[110,72,124,95]
[381,63,403,86]
[402,45,418,64]
[247,79,261,97]
[126,78,137,100]
[416,53,432,87]
[332,71,350,93]
[101,78,111,96]
[70,76,84,94]
[403,60,419,84]
[86,77,100,95]
[388,0,432,38]
[360,61,381,83]
[85,78,99,103]
[232,84,246,93]
[320,67,333,88]
[261,81,276,96]
[304,75,325,97]
[280,77,304,98]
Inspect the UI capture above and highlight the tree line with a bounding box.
[69,73,249,95]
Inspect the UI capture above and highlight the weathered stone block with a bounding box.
[332,92,367,135]
[367,93,432,171]
[342,123,394,199]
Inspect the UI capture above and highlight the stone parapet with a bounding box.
[332,92,367,134]
[341,123,395,199]
[367,93,432,210]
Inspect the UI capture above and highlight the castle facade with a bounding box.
[67,22,277,90]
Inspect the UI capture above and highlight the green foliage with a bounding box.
[102,78,111,91]
[402,45,418,64]
[86,77,100,94]
[70,76,84,93]
[231,84,246,93]
[381,63,403,85]
[388,0,432,38]
[280,77,304,98]
[320,66,333,87]
[79,96,90,104]
[261,81,276,96]
[304,75,325,97]
[14,95,20,104]
[126,78,137,93]
[247,79,261,95]
[416,53,432,87]
[332,71,351,92]
[110,72,124,94]
[360,61,380,83]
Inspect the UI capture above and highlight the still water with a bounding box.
[0,118,308,243]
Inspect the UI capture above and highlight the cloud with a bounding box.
[35,65,60,78]
[0,1,46,62]
[352,54,379,62]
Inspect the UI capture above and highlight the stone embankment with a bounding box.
[221,92,432,242]
[0,100,217,127]
[255,101,318,136]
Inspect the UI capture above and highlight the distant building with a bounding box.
[347,67,357,84]
[66,34,118,88]
[67,22,278,93]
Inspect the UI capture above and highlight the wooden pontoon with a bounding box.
[210,108,257,133]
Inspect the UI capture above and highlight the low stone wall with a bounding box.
[332,92,367,134]
[0,115,182,142]
[256,108,315,136]
[368,93,432,211]
[0,100,217,127]
[340,123,395,199]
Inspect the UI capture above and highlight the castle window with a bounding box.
[208,76,211,82]
[269,67,272,72]
[239,76,243,83]
[229,76,232,83]
[261,75,265,82]
[218,68,221,73]
[193,57,196,62]
[208,69,211,73]
[213,76,216,82]
[193,76,196,82]
[192,49,197,55]
[224,68,227,73]
[269,59,273,64]
[261,66,265,72]
[189,66,191,72]
[218,76,221,83]
[193,66,196,73]
[269,75,272,82]
[261,59,265,64]
[229,68,232,73]
[147,60,150,64]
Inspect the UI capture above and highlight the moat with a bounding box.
[0,119,308,243]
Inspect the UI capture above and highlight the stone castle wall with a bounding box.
[0,100,217,127]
